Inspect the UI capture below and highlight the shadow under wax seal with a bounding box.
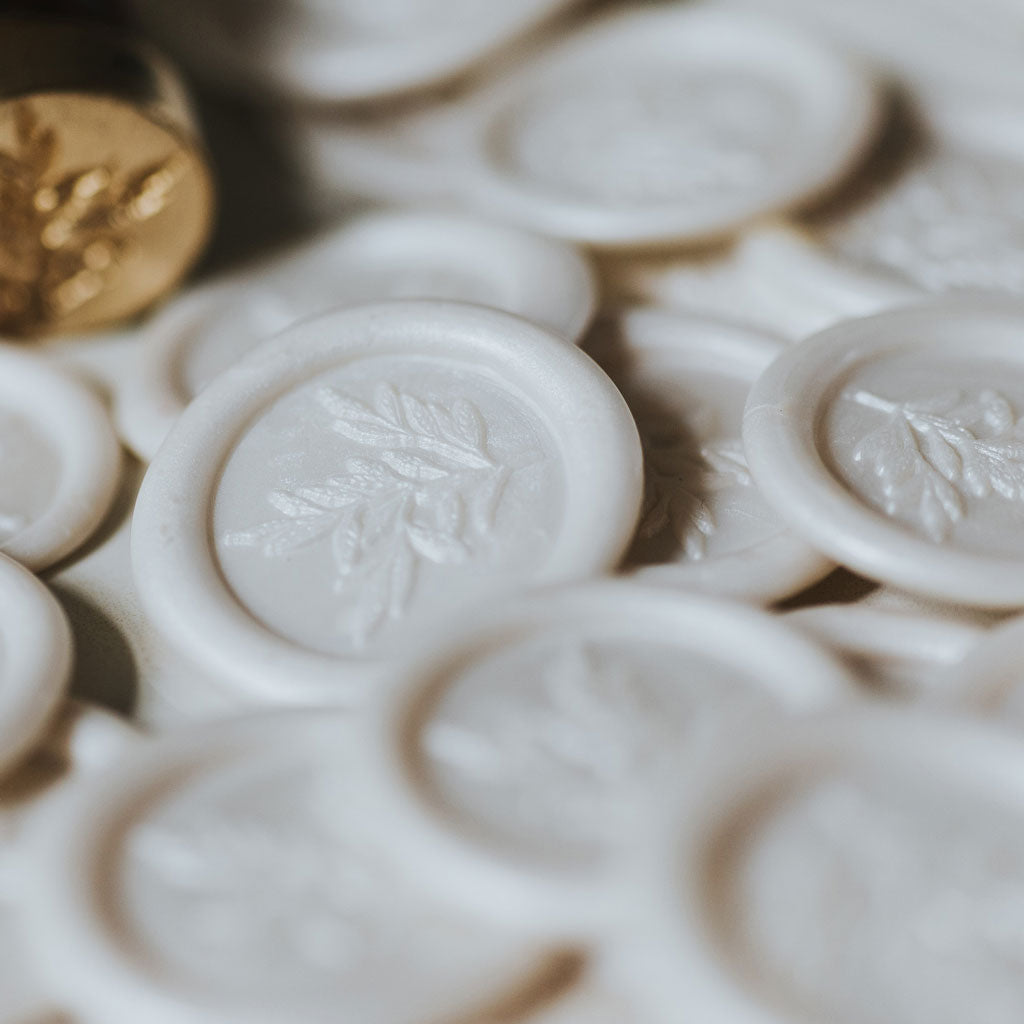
[0,16,213,338]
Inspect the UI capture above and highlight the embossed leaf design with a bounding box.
[639,433,754,560]
[133,809,378,971]
[426,643,675,811]
[850,388,1024,542]
[828,153,1024,295]
[0,100,186,334]
[223,384,514,646]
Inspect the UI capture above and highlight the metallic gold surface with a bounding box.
[0,20,213,337]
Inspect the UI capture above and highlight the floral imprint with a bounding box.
[496,72,789,206]
[223,383,521,646]
[130,787,378,975]
[846,387,1024,543]
[824,150,1024,296]
[729,774,1024,1024]
[639,434,754,559]
[424,638,763,858]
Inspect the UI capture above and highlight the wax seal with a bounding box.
[131,301,642,704]
[0,16,213,337]
[364,581,859,931]
[25,712,567,1024]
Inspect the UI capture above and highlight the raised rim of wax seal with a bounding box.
[23,710,566,1024]
[0,552,72,780]
[625,706,1024,1024]
[117,210,598,461]
[130,300,643,704]
[743,297,1024,606]
[0,345,122,570]
[585,307,834,601]
[361,580,861,935]
[453,5,882,246]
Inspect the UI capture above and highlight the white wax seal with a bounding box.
[756,128,1024,316]
[118,211,597,461]
[786,604,983,699]
[365,581,859,930]
[633,708,1024,1024]
[128,0,581,102]
[0,701,139,1024]
[298,7,880,247]
[743,297,1024,606]
[0,345,121,569]
[459,6,879,246]
[26,712,570,1024]
[0,553,71,778]
[586,309,832,601]
[132,301,643,703]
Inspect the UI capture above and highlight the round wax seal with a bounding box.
[25,712,572,1024]
[633,709,1024,1024]
[773,128,1024,310]
[118,210,597,461]
[131,301,643,703]
[295,7,880,248]
[585,309,833,601]
[129,0,582,102]
[365,581,859,930]
[0,345,121,569]
[743,298,1024,606]
[0,552,71,778]
[456,6,880,246]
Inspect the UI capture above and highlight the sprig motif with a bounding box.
[132,795,379,972]
[425,643,679,833]
[639,431,754,560]
[223,383,515,646]
[828,153,1024,295]
[848,387,1024,542]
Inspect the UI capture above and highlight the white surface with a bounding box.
[586,309,832,600]
[635,708,1024,1024]
[132,301,642,703]
[298,6,881,247]
[787,604,984,699]
[744,297,1024,605]
[0,345,122,570]
[0,553,72,780]
[118,211,597,460]
[364,581,860,931]
[25,712,565,1024]
[129,0,581,102]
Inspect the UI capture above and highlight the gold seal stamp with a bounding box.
[0,18,213,337]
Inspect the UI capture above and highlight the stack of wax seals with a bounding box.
[3,0,1024,1020]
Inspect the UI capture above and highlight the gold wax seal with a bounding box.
[0,18,214,337]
